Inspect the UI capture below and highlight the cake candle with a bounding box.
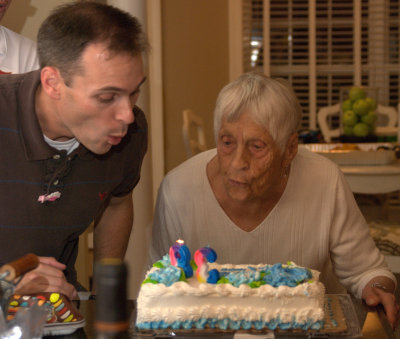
[194,246,219,284]
[169,240,193,278]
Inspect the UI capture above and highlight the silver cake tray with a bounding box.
[132,294,362,338]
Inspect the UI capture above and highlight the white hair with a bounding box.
[213,72,302,151]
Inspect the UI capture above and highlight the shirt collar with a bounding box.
[16,70,83,161]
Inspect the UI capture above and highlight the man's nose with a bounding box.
[116,99,135,125]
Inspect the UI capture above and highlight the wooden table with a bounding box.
[42,297,395,338]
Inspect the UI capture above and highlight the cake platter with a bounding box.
[132,294,362,338]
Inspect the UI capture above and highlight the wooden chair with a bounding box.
[182,109,208,158]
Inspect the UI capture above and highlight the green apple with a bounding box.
[352,99,369,116]
[343,125,353,136]
[365,97,377,111]
[353,122,370,137]
[341,99,353,112]
[349,87,366,102]
[342,110,358,126]
[361,110,377,126]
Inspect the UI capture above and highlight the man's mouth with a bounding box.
[108,135,125,146]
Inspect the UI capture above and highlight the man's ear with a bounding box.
[40,66,63,100]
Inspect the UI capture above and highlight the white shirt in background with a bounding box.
[0,25,39,74]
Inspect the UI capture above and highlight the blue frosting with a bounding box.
[153,254,171,268]
[263,263,312,287]
[208,319,217,328]
[219,263,312,287]
[147,255,312,289]
[222,268,262,287]
[218,319,229,330]
[148,265,182,286]
[137,317,325,331]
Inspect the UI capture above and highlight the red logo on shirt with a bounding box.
[0,70,11,75]
[99,192,107,200]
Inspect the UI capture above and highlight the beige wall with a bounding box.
[162,0,230,172]
[2,0,77,41]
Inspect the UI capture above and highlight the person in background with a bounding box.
[0,0,39,73]
[150,72,399,329]
[0,2,148,299]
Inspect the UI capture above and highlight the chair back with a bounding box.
[182,109,208,158]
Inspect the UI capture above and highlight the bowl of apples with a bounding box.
[340,86,378,142]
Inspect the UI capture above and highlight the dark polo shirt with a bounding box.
[0,70,148,287]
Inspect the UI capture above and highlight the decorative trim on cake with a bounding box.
[137,316,324,331]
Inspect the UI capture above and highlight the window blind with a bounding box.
[243,0,400,131]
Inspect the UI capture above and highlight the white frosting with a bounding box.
[136,262,326,328]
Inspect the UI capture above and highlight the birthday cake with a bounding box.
[136,242,326,332]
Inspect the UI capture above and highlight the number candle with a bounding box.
[169,239,193,278]
[194,247,220,284]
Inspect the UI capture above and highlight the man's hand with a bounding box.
[362,277,399,330]
[14,256,77,300]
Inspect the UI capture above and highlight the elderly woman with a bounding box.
[150,72,399,328]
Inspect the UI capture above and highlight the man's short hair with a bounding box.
[37,1,149,85]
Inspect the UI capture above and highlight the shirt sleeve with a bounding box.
[17,36,39,73]
[329,170,396,298]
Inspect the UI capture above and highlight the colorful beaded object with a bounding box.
[7,292,85,335]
